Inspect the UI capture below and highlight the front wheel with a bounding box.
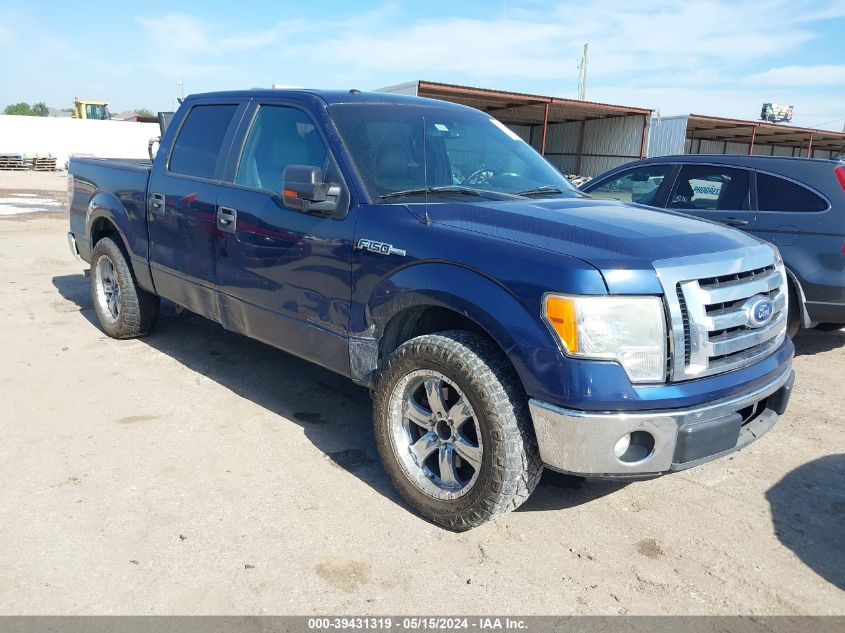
[373,331,542,530]
[90,237,159,338]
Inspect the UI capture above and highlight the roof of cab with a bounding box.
[183,88,472,111]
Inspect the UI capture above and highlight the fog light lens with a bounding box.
[614,431,656,464]
[613,433,631,458]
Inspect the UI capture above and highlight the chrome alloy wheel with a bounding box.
[94,255,121,323]
[387,369,484,500]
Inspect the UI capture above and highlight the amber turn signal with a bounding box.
[544,295,578,353]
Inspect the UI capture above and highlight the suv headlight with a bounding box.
[543,294,667,383]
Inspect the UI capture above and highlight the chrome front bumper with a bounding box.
[529,368,794,478]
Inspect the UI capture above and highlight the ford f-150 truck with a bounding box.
[67,89,795,530]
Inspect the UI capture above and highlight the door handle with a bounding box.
[723,217,749,227]
[217,206,237,234]
[149,192,165,215]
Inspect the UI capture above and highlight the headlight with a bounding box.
[543,294,667,383]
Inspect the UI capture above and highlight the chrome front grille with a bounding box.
[654,245,788,381]
[676,286,692,365]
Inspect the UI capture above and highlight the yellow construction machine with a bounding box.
[72,98,111,120]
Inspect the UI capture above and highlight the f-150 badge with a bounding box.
[355,238,407,257]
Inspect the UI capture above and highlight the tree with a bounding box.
[3,102,37,116]
[33,102,48,116]
[135,108,154,117]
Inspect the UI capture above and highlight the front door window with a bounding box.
[588,165,672,206]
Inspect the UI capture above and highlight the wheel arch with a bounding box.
[90,215,124,250]
[784,265,812,329]
[351,262,556,392]
[87,191,133,249]
[379,304,494,363]
[86,191,156,294]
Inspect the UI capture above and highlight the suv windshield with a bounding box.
[328,103,579,202]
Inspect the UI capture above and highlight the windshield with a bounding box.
[328,103,579,202]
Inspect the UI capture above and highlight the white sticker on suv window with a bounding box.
[689,178,724,200]
[490,117,522,141]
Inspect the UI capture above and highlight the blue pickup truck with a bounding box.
[67,89,795,529]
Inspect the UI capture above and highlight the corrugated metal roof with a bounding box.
[417,80,652,116]
[687,114,845,151]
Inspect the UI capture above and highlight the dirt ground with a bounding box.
[0,201,843,614]
[0,170,67,193]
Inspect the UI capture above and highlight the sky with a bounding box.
[1,0,844,130]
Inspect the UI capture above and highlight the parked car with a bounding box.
[67,90,794,529]
[581,155,845,335]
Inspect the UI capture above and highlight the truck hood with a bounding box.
[421,197,764,294]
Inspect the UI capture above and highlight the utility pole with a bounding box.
[577,43,589,101]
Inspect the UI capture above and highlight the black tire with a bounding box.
[90,237,159,338]
[814,323,845,332]
[373,331,543,530]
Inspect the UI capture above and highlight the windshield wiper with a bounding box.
[516,186,566,197]
[379,186,483,200]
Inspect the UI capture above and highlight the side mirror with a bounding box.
[282,165,340,216]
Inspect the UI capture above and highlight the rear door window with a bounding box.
[756,173,828,212]
[169,104,239,179]
[668,165,750,211]
[587,164,672,206]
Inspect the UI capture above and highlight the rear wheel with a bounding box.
[373,331,542,530]
[90,237,159,338]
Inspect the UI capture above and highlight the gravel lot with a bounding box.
[0,187,842,615]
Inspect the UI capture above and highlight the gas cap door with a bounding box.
[772,225,798,246]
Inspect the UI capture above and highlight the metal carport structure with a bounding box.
[649,114,845,160]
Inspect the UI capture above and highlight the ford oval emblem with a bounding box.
[743,295,775,328]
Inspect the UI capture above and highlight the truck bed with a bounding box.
[68,156,153,263]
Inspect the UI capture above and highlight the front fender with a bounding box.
[363,262,559,392]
